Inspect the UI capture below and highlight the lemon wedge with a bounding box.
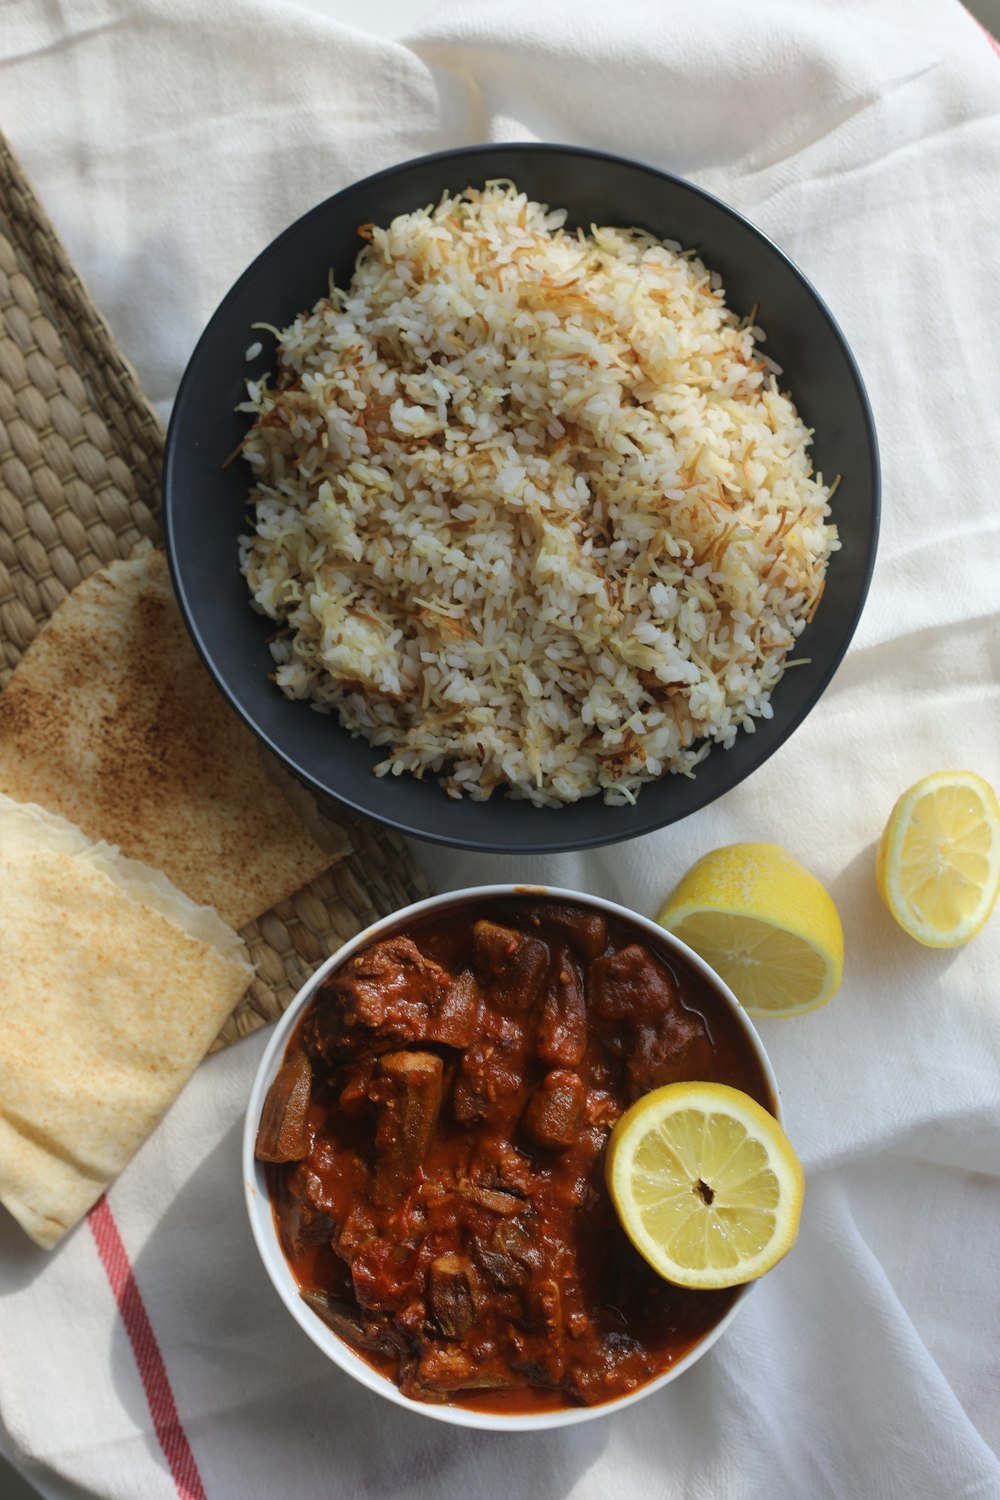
[606,1082,804,1289]
[656,843,844,1018]
[876,770,1000,948]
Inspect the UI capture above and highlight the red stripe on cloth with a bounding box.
[88,1197,208,1500]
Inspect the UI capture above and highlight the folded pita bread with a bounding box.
[0,794,254,1249]
[0,544,348,928]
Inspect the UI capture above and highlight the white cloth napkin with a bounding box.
[2,1,1000,1496]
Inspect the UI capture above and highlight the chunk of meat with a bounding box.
[567,1331,658,1406]
[254,1052,312,1162]
[507,1278,567,1387]
[528,902,609,958]
[409,1345,530,1394]
[334,1202,377,1260]
[463,1205,541,1302]
[470,1238,530,1291]
[522,1069,587,1149]
[589,944,714,1098]
[472,1142,533,1197]
[490,1217,540,1273]
[626,1011,716,1100]
[496,1145,533,1194]
[305,938,470,1060]
[588,943,680,1022]
[368,1050,443,1209]
[472,922,550,1014]
[452,1010,530,1127]
[428,1254,479,1337]
[277,1163,337,1259]
[351,1237,424,1313]
[536,946,587,1066]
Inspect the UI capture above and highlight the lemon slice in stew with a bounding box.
[876,770,1000,948]
[606,1082,804,1289]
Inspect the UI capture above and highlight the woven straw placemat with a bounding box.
[0,130,431,1050]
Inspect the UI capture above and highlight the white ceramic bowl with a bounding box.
[243,884,781,1431]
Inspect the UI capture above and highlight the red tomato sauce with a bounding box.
[258,896,771,1412]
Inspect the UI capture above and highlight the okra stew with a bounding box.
[255,895,772,1413]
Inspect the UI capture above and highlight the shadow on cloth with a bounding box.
[828,840,964,982]
[109,1116,610,1498]
[0,1212,57,1295]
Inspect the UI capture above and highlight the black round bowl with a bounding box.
[163,143,879,854]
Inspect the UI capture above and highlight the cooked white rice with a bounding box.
[239,183,838,807]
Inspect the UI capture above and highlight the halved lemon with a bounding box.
[876,770,1000,948]
[656,843,843,1018]
[606,1082,804,1289]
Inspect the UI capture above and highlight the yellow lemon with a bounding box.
[656,843,844,1018]
[876,770,1000,948]
[606,1082,804,1289]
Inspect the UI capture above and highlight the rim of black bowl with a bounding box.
[163,142,880,855]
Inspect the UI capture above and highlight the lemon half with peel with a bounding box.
[656,843,844,1018]
[606,1082,804,1289]
[876,770,1000,948]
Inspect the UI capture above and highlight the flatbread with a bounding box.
[0,794,254,1249]
[0,544,349,929]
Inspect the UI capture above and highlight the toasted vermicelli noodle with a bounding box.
[239,184,837,807]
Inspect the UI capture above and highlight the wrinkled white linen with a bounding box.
[1,0,999,1496]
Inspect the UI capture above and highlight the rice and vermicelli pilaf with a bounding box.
[239,184,838,807]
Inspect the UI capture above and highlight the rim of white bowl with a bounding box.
[243,883,782,1432]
